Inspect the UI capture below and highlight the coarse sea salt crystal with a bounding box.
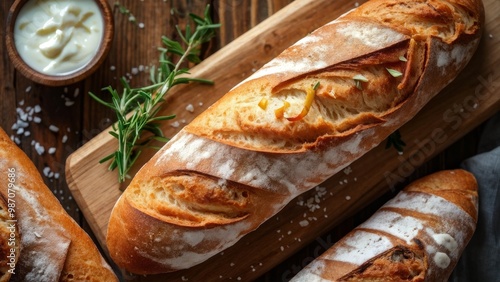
[49,125,59,132]
[35,143,45,155]
[343,166,352,175]
[185,104,194,112]
[43,167,51,177]
[299,220,309,227]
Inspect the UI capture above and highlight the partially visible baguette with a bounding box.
[107,0,484,274]
[291,169,478,281]
[0,127,118,282]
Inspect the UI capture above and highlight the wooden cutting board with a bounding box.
[66,0,500,280]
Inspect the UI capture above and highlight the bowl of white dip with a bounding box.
[6,0,114,86]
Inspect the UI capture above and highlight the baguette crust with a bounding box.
[291,169,478,281]
[0,128,118,282]
[107,0,484,274]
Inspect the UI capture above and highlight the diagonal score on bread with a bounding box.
[291,169,478,281]
[107,0,484,274]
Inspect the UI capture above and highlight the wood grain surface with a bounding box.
[1,0,499,281]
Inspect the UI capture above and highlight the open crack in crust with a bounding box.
[126,170,283,227]
[337,244,428,281]
[185,0,482,153]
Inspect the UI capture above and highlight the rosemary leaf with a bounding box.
[386,68,403,77]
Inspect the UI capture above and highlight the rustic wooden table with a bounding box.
[0,0,498,281]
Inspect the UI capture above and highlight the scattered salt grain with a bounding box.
[343,166,352,175]
[185,104,194,112]
[43,167,51,177]
[25,86,32,93]
[171,121,180,128]
[299,220,309,227]
[345,195,351,201]
[110,65,116,71]
[35,143,45,155]
[62,135,68,143]
[33,116,42,123]
[48,147,56,154]
[49,125,60,133]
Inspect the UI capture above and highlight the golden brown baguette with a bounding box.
[290,169,479,281]
[0,127,118,282]
[106,0,484,274]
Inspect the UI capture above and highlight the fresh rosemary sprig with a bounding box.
[90,5,220,183]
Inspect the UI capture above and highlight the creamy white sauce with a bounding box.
[14,0,104,75]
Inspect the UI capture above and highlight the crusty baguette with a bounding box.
[0,194,19,282]
[0,127,118,282]
[107,0,484,274]
[291,169,478,281]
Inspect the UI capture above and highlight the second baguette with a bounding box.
[291,169,479,281]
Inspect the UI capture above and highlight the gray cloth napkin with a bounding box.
[450,113,500,282]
